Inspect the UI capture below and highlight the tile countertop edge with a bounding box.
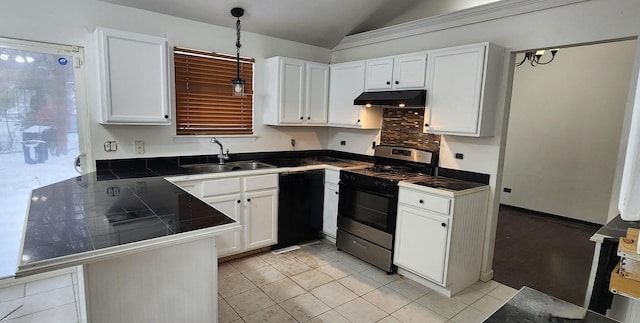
[398,180,490,197]
[163,163,370,182]
[15,221,241,278]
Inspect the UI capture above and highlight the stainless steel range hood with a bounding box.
[354,90,426,107]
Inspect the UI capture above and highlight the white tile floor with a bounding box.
[218,241,517,323]
[0,271,79,323]
[0,240,517,323]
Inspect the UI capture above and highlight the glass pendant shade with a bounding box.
[231,78,245,96]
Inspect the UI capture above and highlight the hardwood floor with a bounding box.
[492,204,600,306]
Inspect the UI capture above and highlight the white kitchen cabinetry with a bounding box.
[328,61,382,129]
[96,27,170,125]
[365,53,427,91]
[264,56,329,125]
[202,177,243,257]
[244,174,278,249]
[171,173,278,257]
[423,42,504,136]
[322,169,340,241]
[394,184,489,296]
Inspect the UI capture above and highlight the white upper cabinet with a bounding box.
[328,61,382,129]
[264,57,329,126]
[306,62,330,124]
[96,27,170,125]
[423,42,504,136]
[365,53,427,91]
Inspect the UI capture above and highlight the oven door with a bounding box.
[337,182,397,235]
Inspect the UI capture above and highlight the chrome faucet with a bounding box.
[211,137,230,164]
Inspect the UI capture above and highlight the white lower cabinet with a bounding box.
[394,184,489,296]
[171,173,278,258]
[204,194,242,257]
[245,189,278,250]
[394,205,449,284]
[322,169,340,240]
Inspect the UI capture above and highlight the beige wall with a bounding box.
[501,40,636,225]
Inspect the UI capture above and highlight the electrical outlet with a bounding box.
[134,140,144,154]
[103,141,117,152]
[503,187,512,193]
[372,141,376,149]
[340,140,346,146]
[291,138,296,147]
[455,153,464,159]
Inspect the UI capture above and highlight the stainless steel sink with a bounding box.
[180,161,275,174]
[227,161,276,171]
[181,163,232,173]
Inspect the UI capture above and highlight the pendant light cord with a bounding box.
[235,16,241,79]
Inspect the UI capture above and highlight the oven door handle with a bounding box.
[339,182,396,199]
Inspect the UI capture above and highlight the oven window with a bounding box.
[339,185,391,232]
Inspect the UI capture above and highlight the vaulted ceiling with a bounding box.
[98,0,501,48]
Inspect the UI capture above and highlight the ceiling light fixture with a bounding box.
[231,7,246,96]
[517,48,559,67]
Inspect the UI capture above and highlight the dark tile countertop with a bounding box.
[591,215,640,243]
[96,150,374,179]
[17,173,238,277]
[485,287,618,322]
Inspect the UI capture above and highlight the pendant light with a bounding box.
[231,7,246,96]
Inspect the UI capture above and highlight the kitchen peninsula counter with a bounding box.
[17,173,241,323]
[17,173,239,277]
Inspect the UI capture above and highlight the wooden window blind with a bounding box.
[174,47,254,135]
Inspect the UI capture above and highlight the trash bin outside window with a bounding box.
[22,140,48,164]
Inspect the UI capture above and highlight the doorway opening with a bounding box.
[0,38,88,279]
[493,38,638,305]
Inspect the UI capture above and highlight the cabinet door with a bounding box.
[204,194,243,257]
[280,59,305,124]
[365,58,394,91]
[328,61,366,127]
[425,45,485,135]
[322,183,339,239]
[245,189,278,250]
[393,54,427,89]
[305,63,329,124]
[96,27,170,124]
[394,205,449,285]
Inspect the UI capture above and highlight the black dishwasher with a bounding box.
[275,170,325,249]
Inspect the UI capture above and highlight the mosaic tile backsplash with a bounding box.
[380,108,441,152]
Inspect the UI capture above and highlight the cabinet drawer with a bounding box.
[399,189,451,215]
[170,180,203,198]
[245,174,278,191]
[325,169,340,184]
[202,177,241,197]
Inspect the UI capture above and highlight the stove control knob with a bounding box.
[381,183,389,189]
[373,181,380,187]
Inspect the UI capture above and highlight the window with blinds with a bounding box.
[174,47,254,135]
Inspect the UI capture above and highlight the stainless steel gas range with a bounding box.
[336,145,438,274]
